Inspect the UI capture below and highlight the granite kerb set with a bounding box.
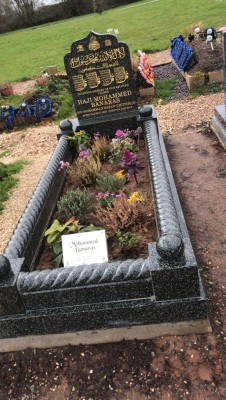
[0,32,209,351]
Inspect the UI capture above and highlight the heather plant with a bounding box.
[91,136,112,162]
[69,154,102,186]
[96,171,126,193]
[57,188,94,222]
[89,195,146,237]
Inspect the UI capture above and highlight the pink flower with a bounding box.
[115,129,127,139]
[79,149,92,158]
[58,160,69,171]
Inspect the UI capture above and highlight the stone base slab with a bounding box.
[139,87,155,97]
[0,319,211,353]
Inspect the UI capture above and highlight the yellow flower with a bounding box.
[127,191,144,203]
[75,130,86,137]
[114,170,125,179]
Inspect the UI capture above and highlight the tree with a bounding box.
[62,0,93,17]
[0,0,13,16]
[11,0,40,24]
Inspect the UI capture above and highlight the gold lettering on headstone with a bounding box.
[70,57,80,68]
[77,45,84,52]
[72,75,87,92]
[88,35,100,51]
[114,67,129,83]
[99,69,114,86]
[105,39,112,46]
[86,72,101,88]
[69,47,125,69]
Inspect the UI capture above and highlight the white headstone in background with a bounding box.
[62,230,108,267]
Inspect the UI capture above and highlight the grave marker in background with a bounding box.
[210,31,226,148]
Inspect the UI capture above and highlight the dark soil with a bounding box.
[0,122,226,400]
[188,39,223,74]
[38,139,157,270]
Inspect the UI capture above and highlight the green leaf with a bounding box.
[53,240,62,256]
[45,220,62,236]
[81,224,103,232]
[46,231,59,244]
[54,254,63,268]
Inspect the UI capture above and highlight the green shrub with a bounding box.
[96,171,126,193]
[57,188,94,221]
[116,230,140,250]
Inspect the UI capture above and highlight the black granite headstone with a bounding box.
[64,31,138,127]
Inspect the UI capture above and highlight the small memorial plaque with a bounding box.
[62,230,108,267]
[64,31,137,124]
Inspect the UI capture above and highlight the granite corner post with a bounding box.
[0,255,25,316]
[139,105,202,304]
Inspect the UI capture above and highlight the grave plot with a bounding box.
[171,31,223,90]
[0,32,210,352]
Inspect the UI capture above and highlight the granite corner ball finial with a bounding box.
[139,105,153,118]
[156,234,184,262]
[58,119,74,139]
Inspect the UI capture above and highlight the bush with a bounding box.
[57,188,94,221]
[96,171,126,193]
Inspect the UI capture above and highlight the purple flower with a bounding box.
[94,132,101,140]
[79,148,92,158]
[120,150,141,183]
[58,160,69,171]
[121,150,138,167]
[79,144,86,151]
[115,191,125,198]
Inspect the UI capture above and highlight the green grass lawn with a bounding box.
[0,0,225,84]
[0,160,28,213]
